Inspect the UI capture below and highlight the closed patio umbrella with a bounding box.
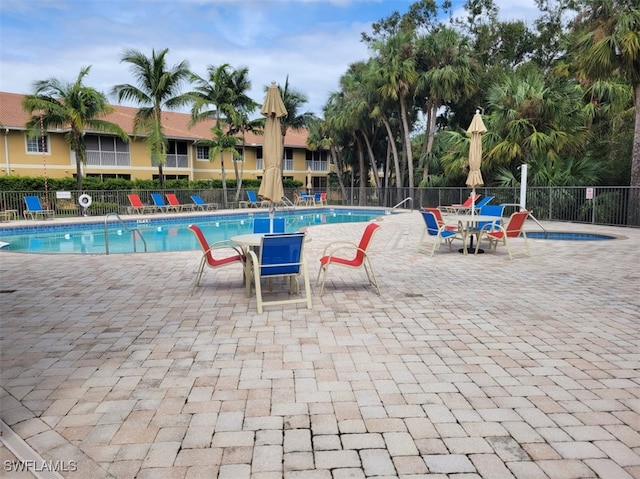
[466,110,487,216]
[258,82,287,231]
[258,82,287,204]
[306,167,312,194]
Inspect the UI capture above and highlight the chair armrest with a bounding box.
[323,245,367,261]
[205,240,245,258]
[320,240,358,257]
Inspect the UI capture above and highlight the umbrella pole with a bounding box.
[269,202,275,233]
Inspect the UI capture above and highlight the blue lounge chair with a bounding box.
[190,195,218,211]
[253,217,285,233]
[150,193,173,213]
[418,210,463,256]
[247,232,312,313]
[23,196,54,220]
[247,190,269,208]
[471,195,495,212]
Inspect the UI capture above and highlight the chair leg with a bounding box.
[316,264,328,295]
[363,259,380,295]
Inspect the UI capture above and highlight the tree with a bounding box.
[277,76,316,167]
[372,30,418,191]
[112,48,192,190]
[224,67,261,202]
[569,0,640,191]
[22,66,129,195]
[190,64,248,207]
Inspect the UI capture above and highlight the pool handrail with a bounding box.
[104,213,147,255]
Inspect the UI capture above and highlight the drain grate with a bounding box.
[0,290,16,294]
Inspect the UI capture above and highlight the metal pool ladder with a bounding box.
[104,213,147,255]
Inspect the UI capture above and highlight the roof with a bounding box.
[0,91,309,148]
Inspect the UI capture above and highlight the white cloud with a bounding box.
[0,0,545,117]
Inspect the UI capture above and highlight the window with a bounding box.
[26,135,49,153]
[164,140,189,168]
[306,150,328,172]
[283,148,293,171]
[85,134,130,166]
[196,145,210,160]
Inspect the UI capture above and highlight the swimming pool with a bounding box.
[0,208,387,254]
[527,231,616,241]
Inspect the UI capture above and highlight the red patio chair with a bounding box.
[188,224,245,290]
[475,210,531,259]
[316,222,381,295]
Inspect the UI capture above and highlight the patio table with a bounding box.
[444,214,502,254]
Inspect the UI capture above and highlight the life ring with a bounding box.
[78,194,92,208]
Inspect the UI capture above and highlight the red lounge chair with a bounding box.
[166,193,193,212]
[188,224,245,290]
[316,222,381,295]
[441,193,481,214]
[126,194,154,214]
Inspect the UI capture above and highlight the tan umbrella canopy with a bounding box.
[258,82,287,204]
[466,110,487,214]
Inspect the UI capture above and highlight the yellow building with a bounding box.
[0,92,330,189]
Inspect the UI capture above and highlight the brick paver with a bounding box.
[1,211,639,478]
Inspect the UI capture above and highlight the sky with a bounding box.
[0,0,540,117]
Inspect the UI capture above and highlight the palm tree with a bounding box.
[569,0,640,224]
[414,27,476,183]
[277,76,316,167]
[190,64,247,207]
[371,30,418,191]
[224,67,261,202]
[22,66,129,195]
[111,48,192,190]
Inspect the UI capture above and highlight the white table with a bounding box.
[231,233,270,296]
[443,214,502,254]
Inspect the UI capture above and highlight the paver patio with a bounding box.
[1,210,639,478]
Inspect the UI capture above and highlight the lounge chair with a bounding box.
[246,190,269,208]
[127,194,154,214]
[253,217,285,233]
[246,232,312,313]
[23,195,54,220]
[151,193,175,213]
[188,224,245,290]
[418,210,463,256]
[470,195,495,212]
[166,193,194,212]
[441,193,481,214]
[316,222,381,295]
[190,195,218,211]
[475,210,531,259]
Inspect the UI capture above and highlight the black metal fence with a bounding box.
[1,186,638,227]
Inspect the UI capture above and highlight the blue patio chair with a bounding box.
[246,232,312,313]
[247,190,269,208]
[23,196,54,220]
[190,195,218,211]
[150,193,173,213]
[253,217,285,233]
[476,204,505,231]
[418,210,463,256]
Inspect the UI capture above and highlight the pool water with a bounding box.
[0,209,386,254]
[527,231,615,241]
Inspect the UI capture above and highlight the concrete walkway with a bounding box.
[1,211,639,479]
